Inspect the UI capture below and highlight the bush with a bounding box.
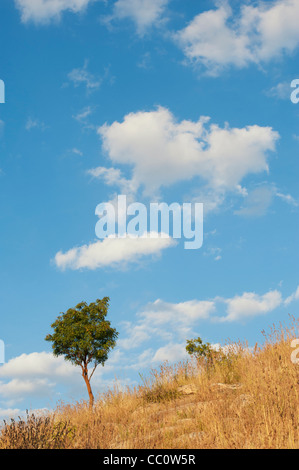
[0,410,75,449]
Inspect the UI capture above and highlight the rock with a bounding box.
[212,383,243,390]
[177,384,198,395]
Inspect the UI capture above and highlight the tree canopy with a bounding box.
[45,297,118,408]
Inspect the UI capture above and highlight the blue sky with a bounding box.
[0,0,299,418]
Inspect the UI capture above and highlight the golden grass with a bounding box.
[1,315,299,449]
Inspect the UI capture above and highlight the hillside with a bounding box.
[1,316,299,449]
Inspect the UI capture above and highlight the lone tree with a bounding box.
[186,336,216,370]
[45,297,118,409]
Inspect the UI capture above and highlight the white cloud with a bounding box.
[73,106,93,121]
[0,352,81,405]
[204,246,222,261]
[284,285,299,305]
[0,378,53,400]
[68,61,101,92]
[0,352,110,413]
[72,106,96,129]
[152,342,188,363]
[118,324,152,351]
[0,408,21,420]
[235,185,276,217]
[137,52,152,69]
[175,0,299,75]
[25,117,47,131]
[98,106,279,206]
[266,81,293,100]
[276,192,298,207]
[235,184,298,217]
[87,166,138,195]
[0,352,78,379]
[221,290,283,322]
[141,299,215,325]
[119,287,287,353]
[114,286,287,372]
[54,233,176,270]
[71,148,83,156]
[119,298,216,350]
[109,0,169,35]
[15,0,95,24]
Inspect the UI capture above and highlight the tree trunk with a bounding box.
[82,364,94,409]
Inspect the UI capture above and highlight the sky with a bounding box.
[0,0,299,419]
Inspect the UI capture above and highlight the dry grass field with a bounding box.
[1,316,298,449]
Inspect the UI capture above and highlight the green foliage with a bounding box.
[45,297,118,369]
[186,336,242,383]
[186,336,221,379]
[186,337,214,361]
[45,297,119,407]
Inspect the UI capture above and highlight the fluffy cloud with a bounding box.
[119,299,216,350]
[0,378,53,400]
[54,233,176,270]
[175,0,299,75]
[15,0,95,24]
[110,0,169,35]
[0,408,22,420]
[0,353,80,405]
[152,342,188,363]
[0,351,126,413]
[141,299,216,325]
[119,287,289,354]
[98,106,279,202]
[87,166,138,196]
[221,290,283,322]
[0,352,78,379]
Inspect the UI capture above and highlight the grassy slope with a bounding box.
[1,316,299,449]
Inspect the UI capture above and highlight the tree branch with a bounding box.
[89,364,97,381]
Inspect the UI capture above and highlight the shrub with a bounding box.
[0,410,75,449]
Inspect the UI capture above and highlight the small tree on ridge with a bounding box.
[45,297,118,409]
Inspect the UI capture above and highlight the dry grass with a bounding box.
[0,410,75,449]
[1,316,299,449]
